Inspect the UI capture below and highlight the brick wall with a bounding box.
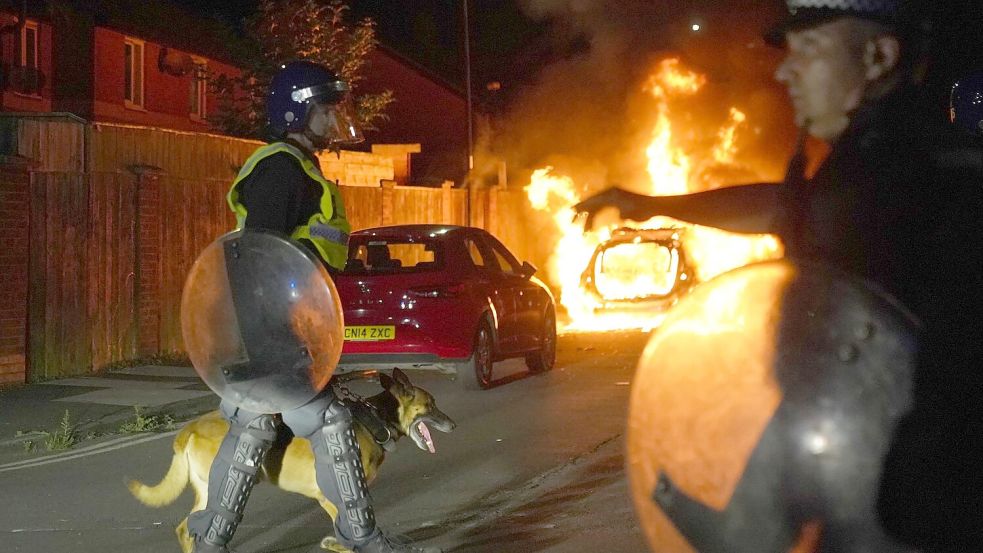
[136,173,161,355]
[0,159,31,384]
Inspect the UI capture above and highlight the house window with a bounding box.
[124,38,144,108]
[190,59,207,120]
[21,21,38,69]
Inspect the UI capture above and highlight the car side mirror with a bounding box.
[521,261,537,279]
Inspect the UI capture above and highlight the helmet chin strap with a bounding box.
[302,126,343,157]
[302,127,328,151]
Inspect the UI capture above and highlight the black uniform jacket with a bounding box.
[236,139,332,269]
[776,89,983,550]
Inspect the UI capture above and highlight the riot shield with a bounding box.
[627,259,921,552]
[181,230,344,414]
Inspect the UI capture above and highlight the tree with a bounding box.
[209,0,393,139]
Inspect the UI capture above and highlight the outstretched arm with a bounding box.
[573,184,782,235]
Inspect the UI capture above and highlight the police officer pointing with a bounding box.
[577,1,983,551]
[186,61,441,553]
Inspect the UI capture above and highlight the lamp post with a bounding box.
[464,0,475,176]
[463,0,474,224]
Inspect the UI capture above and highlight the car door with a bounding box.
[463,234,517,352]
[483,235,540,353]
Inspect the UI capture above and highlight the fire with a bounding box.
[713,108,748,165]
[525,58,783,332]
[525,168,607,326]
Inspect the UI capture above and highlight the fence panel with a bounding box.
[448,188,468,226]
[87,172,139,370]
[88,124,260,181]
[27,173,95,379]
[340,185,383,230]
[0,117,85,173]
[388,186,443,226]
[157,176,235,352]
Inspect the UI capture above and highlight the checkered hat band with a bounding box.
[786,0,898,13]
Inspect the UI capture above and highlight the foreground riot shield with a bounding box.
[181,230,344,414]
[627,259,921,552]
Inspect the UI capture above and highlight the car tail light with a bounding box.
[408,283,466,298]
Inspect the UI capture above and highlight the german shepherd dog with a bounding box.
[128,369,456,553]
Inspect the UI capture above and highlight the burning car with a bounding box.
[579,227,695,314]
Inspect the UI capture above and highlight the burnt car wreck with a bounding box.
[580,227,695,313]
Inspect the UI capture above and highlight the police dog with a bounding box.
[127,369,455,553]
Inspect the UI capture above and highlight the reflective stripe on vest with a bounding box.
[227,141,351,270]
[309,222,350,245]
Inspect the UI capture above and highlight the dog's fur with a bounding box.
[127,369,455,553]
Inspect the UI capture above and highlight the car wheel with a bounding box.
[460,319,495,390]
[526,309,556,373]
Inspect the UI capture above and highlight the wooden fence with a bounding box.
[5,166,542,382]
[1,115,397,185]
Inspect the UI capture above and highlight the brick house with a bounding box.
[1,2,244,131]
[0,0,468,183]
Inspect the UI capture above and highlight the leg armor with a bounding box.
[187,400,277,553]
[283,390,441,553]
[283,391,378,548]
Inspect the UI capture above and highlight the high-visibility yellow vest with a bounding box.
[227,141,351,271]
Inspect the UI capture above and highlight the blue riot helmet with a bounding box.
[950,70,983,136]
[266,61,364,147]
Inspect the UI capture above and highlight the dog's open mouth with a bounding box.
[413,420,435,454]
[409,412,454,454]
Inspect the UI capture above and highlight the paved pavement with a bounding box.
[0,365,219,466]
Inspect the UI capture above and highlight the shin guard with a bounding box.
[187,407,277,552]
[287,394,378,549]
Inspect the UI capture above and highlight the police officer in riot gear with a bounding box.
[578,1,983,551]
[186,61,441,553]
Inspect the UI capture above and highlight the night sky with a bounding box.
[172,0,551,112]
[171,1,982,115]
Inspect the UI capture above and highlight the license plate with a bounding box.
[344,325,396,341]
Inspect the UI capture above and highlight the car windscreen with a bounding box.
[343,239,443,274]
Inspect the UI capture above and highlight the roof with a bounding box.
[373,44,465,100]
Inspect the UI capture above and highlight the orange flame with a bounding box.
[713,108,747,165]
[526,58,783,332]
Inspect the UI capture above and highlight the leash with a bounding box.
[331,371,396,450]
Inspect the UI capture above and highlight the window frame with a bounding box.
[20,20,38,70]
[12,20,41,98]
[484,236,523,276]
[123,37,145,109]
[464,236,493,271]
[189,56,207,121]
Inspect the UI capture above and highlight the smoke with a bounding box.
[477,0,794,194]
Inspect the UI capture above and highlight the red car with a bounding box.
[335,225,557,389]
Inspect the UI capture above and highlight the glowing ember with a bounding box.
[525,58,783,333]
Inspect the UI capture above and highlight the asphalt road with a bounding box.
[0,331,652,553]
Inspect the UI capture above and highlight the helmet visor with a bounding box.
[318,95,364,146]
